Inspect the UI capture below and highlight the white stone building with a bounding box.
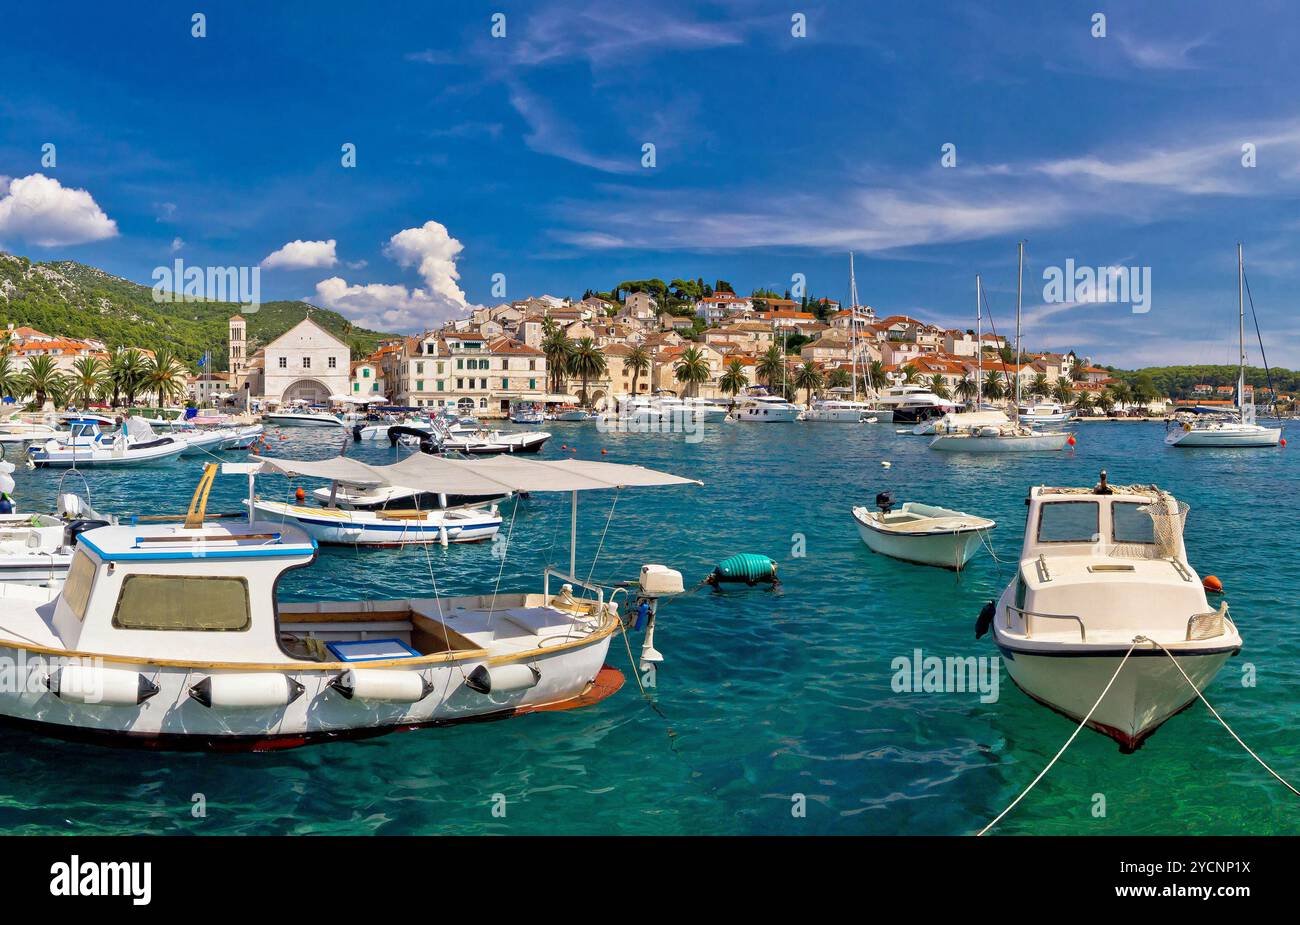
[258,317,350,405]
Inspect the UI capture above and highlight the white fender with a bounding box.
[330,668,432,703]
[47,666,159,706]
[189,673,304,709]
[465,663,540,695]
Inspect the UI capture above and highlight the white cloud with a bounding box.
[312,221,472,332]
[170,237,184,252]
[0,173,118,246]
[261,238,338,270]
[1116,34,1209,71]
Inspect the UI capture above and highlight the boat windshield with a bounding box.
[1111,501,1156,545]
[1036,501,1099,543]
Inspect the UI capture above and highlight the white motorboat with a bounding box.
[929,253,1072,453]
[509,401,546,425]
[438,426,551,455]
[1018,402,1073,426]
[549,406,594,422]
[0,414,59,445]
[0,456,696,749]
[874,384,957,424]
[308,482,508,513]
[733,393,801,422]
[0,465,116,585]
[1166,245,1282,449]
[805,399,878,423]
[266,404,344,427]
[851,492,994,570]
[27,418,186,467]
[655,396,729,424]
[252,498,502,546]
[984,473,1241,751]
[220,424,265,450]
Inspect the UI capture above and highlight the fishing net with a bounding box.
[1140,497,1189,558]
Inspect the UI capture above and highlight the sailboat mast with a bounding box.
[1015,241,1024,410]
[849,252,859,397]
[1238,241,1246,418]
[976,274,983,408]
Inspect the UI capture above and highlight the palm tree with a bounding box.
[901,363,919,384]
[18,355,66,409]
[143,348,189,407]
[1073,392,1094,416]
[827,367,851,391]
[0,354,20,402]
[955,376,977,405]
[567,337,606,407]
[109,347,148,407]
[673,347,712,398]
[983,369,1006,401]
[929,374,951,400]
[1109,380,1132,411]
[866,360,887,395]
[1051,378,1074,405]
[1030,373,1050,399]
[792,361,825,404]
[1097,391,1116,415]
[756,345,785,390]
[542,328,573,395]
[626,344,651,396]
[69,356,104,407]
[718,358,749,398]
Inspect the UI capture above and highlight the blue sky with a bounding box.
[3,0,1300,368]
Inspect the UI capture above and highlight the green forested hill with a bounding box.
[0,252,396,368]
[1108,364,1299,400]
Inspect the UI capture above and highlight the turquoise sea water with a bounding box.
[1,419,1296,835]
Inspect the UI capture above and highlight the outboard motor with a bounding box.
[352,423,365,442]
[64,519,111,547]
[876,490,896,515]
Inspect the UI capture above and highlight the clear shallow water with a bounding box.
[1,420,1296,835]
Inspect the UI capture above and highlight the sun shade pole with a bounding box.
[570,490,578,579]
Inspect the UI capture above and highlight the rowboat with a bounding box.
[851,494,994,569]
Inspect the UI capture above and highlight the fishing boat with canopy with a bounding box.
[0,455,697,749]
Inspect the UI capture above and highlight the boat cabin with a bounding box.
[1008,484,1209,643]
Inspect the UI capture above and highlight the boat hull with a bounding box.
[28,440,186,467]
[265,414,343,428]
[1166,426,1282,447]
[996,640,1236,751]
[852,510,987,569]
[252,501,501,545]
[0,555,71,584]
[929,432,1072,452]
[0,633,614,750]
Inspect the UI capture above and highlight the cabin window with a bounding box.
[112,575,251,632]
[1112,502,1156,545]
[1036,501,1099,543]
[63,551,96,621]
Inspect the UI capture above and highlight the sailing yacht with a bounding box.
[807,253,880,423]
[930,248,1072,453]
[1166,244,1282,448]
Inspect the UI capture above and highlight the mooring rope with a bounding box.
[977,638,1140,836]
[1138,635,1300,797]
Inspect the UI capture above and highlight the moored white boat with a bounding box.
[27,419,186,468]
[266,405,343,427]
[733,393,801,422]
[805,399,878,423]
[1018,402,1073,426]
[985,473,1241,751]
[0,456,698,749]
[852,493,994,569]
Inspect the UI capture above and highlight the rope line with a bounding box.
[978,638,1140,836]
[1138,635,1300,797]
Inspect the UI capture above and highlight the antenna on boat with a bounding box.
[185,462,219,528]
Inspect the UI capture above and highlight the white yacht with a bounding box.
[265,403,344,427]
[28,418,187,467]
[805,398,878,423]
[733,393,801,423]
[874,384,957,424]
[1166,245,1281,449]
[984,473,1241,752]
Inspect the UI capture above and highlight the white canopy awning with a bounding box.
[256,454,700,494]
[256,456,388,486]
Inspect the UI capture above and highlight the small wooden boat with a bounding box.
[852,493,994,569]
[0,457,697,749]
[986,473,1241,751]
